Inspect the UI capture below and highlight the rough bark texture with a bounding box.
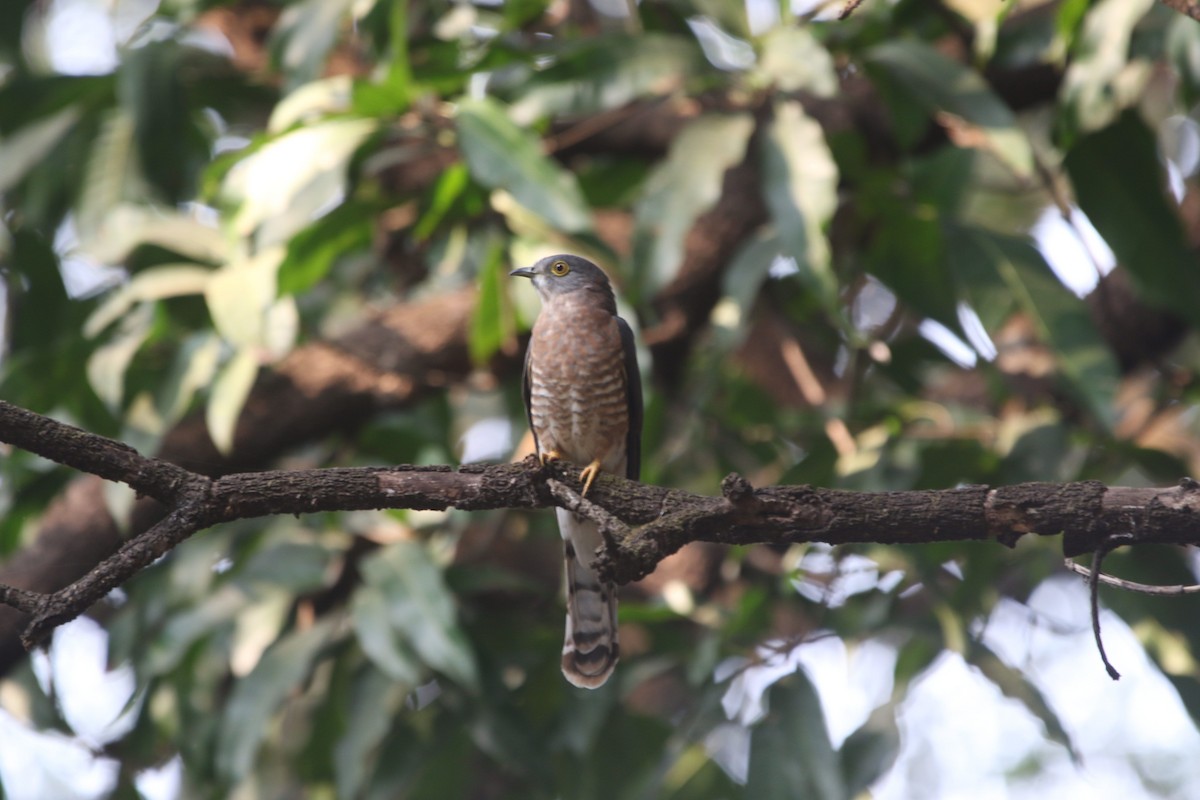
[3,400,1200,652]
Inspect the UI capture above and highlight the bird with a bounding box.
[509,254,642,689]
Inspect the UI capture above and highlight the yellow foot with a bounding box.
[579,459,602,497]
[539,450,562,466]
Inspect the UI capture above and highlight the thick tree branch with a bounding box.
[0,401,194,503]
[4,400,1200,650]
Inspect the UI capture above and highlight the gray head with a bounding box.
[509,254,616,311]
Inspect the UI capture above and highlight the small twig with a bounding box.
[0,585,44,615]
[546,479,631,553]
[719,630,841,684]
[1063,558,1200,595]
[1080,541,1126,680]
[544,100,665,155]
[20,500,210,649]
[839,0,866,20]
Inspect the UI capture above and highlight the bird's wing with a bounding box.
[521,336,540,457]
[617,316,642,481]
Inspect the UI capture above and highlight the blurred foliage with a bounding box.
[3,0,1200,797]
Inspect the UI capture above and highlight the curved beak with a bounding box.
[509,267,536,279]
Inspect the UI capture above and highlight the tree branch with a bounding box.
[4,400,1200,650]
[1064,558,1200,595]
[0,287,481,675]
[0,401,193,502]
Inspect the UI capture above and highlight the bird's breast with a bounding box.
[528,303,629,465]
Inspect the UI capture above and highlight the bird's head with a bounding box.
[509,254,616,309]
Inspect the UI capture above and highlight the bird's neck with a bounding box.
[558,285,616,316]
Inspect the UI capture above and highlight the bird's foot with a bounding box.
[539,450,562,466]
[579,460,602,497]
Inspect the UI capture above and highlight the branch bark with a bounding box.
[4,400,1199,651]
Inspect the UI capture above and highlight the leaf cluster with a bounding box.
[4,0,1200,797]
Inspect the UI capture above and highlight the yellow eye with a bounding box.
[550,260,570,276]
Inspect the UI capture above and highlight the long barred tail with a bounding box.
[557,509,619,688]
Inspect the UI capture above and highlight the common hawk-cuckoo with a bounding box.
[510,254,642,688]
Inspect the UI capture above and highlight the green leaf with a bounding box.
[865,207,957,333]
[85,265,212,337]
[468,699,552,780]
[1000,423,1073,484]
[157,332,224,427]
[216,619,336,783]
[84,204,230,265]
[269,75,354,132]
[239,541,333,592]
[864,40,1033,178]
[273,0,359,90]
[206,347,260,455]
[278,198,376,296]
[413,163,470,241]
[747,671,847,800]
[395,724,475,800]
[204,247,290,349]
[986,232,1120,428]
[117,41,210,202]
[384,0,414,105]
[840,725,898,798]
[754,27,838,96]
[456,97,593,234]
[1060,0,1155,135]
[470,245,508,365]
[509,35,705,125]
[760,99,839,310]
[360,541,480,690]
[1064,110,1200,326]
[564,707,673,797]
[335,664,406,800]
[632,113,755,296]
[223,118,377,246]
[712,230,782,351]
[911,146,976,213]
[86,302,155,413]
[1054,0,1091,50]
[351,584,423,685]
[75,109,137,244]
[1168,14,1200,107]
[140,584,244,675]
[0,104,82,193]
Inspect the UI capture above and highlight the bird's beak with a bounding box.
[509,267,536,279]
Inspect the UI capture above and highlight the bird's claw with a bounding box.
[539,450,562,466]
[579,460,602,497]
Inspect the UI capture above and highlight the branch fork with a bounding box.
[4,400,1200,676]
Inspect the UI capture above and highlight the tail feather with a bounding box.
[557,509,619,688]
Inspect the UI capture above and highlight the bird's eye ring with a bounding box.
[550,260,570,276]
